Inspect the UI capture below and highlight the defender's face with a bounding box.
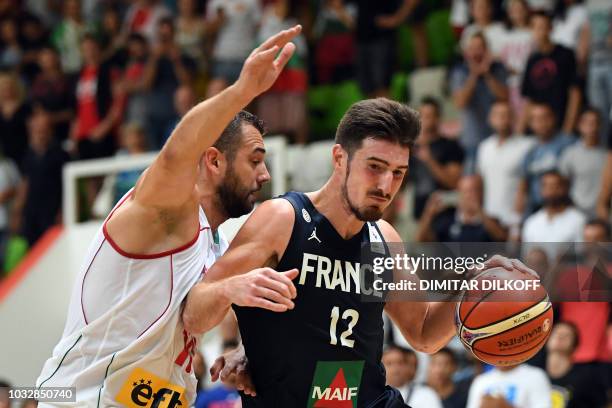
[342,138,409,222]
[218,125,270,218]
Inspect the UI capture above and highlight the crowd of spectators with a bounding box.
[0,0,610,407]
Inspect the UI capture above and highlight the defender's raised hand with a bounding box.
[234,25,302,101]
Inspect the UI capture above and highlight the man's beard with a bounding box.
[542,195,570,209]
[217,167,256,218]
[341,168,386,222]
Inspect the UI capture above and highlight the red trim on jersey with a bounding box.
[80,238,107,325]
[137,254,174,338]
[102,191,201,259]
[0,226,63,302]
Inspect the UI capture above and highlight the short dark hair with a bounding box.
[335,98,420,158]
[541,169,569,187]
[81,32,100,46]
[586,218,611,240]
[421,96,442,116]
[556,321,580,352]
[159,16,175,30]
[531,10,553,23]
[580,107,601,122]
[214,110,265,161]
[127,32,147,46]
[433,347,457,365]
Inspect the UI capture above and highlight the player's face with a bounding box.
[218,125,270,218]
[342,138,409,222]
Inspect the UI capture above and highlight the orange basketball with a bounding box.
[455,266,554,366]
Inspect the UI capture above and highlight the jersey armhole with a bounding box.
[102,190,201,259]
[274,195,299,267]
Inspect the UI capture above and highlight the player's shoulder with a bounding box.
[243,198,296,235]
[375,219,402,242]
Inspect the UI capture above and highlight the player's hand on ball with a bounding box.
[210,343,256,396]
[483,254,539,278]
[226,267,298,312]
[234,25,301,100]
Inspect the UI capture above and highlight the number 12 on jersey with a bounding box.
[329,306,359,348]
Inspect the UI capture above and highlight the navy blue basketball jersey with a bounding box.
[233,192,395,408]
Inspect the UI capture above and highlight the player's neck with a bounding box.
[308,181,366,240]
[197,189,227,232]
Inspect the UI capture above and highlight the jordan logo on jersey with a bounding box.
[308,227,322,243]
[116,367,187,408]
[308,361,364,408]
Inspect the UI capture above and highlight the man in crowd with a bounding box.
[383,345,443,408]
[416,174,508,242]
[515,103,574,215]
[411,96,464,219]
[451,31,508,168]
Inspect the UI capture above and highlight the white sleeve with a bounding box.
[527,368,552,408]
[418,386,444,408]
[466,375,485,408]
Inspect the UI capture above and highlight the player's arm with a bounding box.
[182,199,297,335]
[133,26,300,209]
[106,26,301,252]
[379,220,457,353]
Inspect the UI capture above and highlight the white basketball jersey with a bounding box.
[36,192,228,407]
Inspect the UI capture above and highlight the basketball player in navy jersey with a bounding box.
[183,97,536,407]
[181,99,447,407]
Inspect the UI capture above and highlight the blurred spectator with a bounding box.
[0,73,31,171]
[11,110,69,246]
[0,149,19,274]
[122,0,171,45]
[416,175,508,242]
[460,0,507,57]
[579,0,612,144]
[596,152,611,220]
[51,0,89,76]
[0,379,10,408]
[477,101,536,228]
[520,12,581,134]
[312,0,356,84]
[559,108,608,216]
[19,14,48,84]
[354,0,414,97]
[426,348,470,408]
[30,46,74,141]
[114,123,148,203]
[410,97,464,219]
[172,84,197,127]
[498,0,533,120]
[558,219,611,365]
[0,18,22,71]
[205,0,261,98]
[521,170,586,243]
[97,7,127,68]
[20,399,37,408]
[466,364,552,408]
[71,34,120,160]
[195,340,242,408]
[176,0,206,64]
[121,33,149,130]
[547,321,608,408]
[143,17,196,148]
[451,32,508,166]
[382,345,443,408]
[552,0,588,51]
[257,0,308,144]
[515,103,575,215]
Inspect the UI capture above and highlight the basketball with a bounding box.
[455,266,554,366]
